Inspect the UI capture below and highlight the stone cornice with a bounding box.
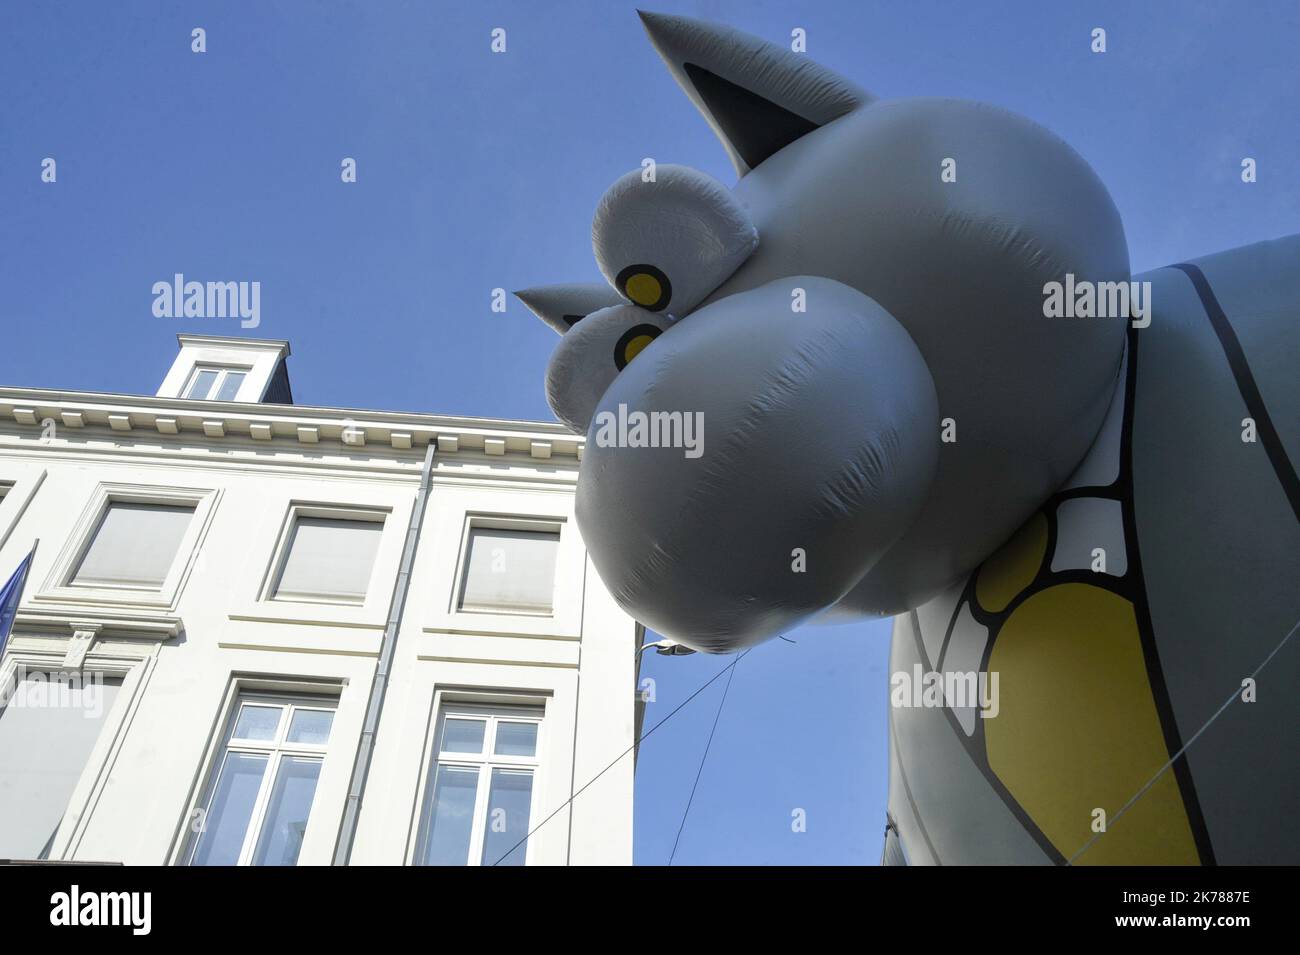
[13,606,183,641]
[0,387,583,462]
[175,333,291,358]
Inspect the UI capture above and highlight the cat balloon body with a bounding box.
[519,12,1299,865]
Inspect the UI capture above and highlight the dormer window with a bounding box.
[184,364,250,401]
[157,335,292,405]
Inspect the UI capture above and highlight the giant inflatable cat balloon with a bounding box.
[518,12,1299,864]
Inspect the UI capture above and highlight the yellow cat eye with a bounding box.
[616,264,672,311]
[614,324,663,370]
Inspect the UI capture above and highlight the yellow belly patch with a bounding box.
[975,512,1047,613]
[984,583,1200,864]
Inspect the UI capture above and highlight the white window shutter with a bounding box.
[459,527,560,613]
[0,676,123,858]
[273,517,384,602]
[72,502,195,589]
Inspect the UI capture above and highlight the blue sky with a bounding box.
[2,1,1295,864]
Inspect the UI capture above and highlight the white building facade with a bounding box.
[0,335,640,866]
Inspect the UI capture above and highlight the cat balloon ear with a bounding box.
[638,10,874,177]
[515,283,627,335]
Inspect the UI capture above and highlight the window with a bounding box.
[271,513,385,604]
[458,523,560,614]
[70,501,195,591]
[184,365,249,401]
[415,704,543,866]
[0,671,123,859]
[185,695,335,866]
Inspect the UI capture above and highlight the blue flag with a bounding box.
[0,548,35,656]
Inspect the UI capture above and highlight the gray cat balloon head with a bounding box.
[517,12,1130,652]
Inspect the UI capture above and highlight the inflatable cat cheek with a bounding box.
[578,276,939,651]
[529,164,941,650]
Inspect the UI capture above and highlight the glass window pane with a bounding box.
[459,527,559,613]
[190,752,268,865]
[479,768,533,866]
[251,756,322,866]
[232,704,282,741]
[214,371,246,401]
[273,517,384,603]
[440,718,485,754]
[185,369,218,399]
[420,764,479,865]
[286,709,333,745]
[71,502,195,590]
[494,722,538,757]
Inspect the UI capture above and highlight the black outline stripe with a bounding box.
[1116,324,1217,865]
[1169,262,1300,523]
[906,610,1066,864]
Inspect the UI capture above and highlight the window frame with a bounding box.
[67,500,198,594]
[261,504,389,608]
[451,516,563,618]
[422,489,587,640]
[181,692,338,867]
[36,482,220,613]
[410,697,546,867]
[182,363,251,401]
[0,464,46,554]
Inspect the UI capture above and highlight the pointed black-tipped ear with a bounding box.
[515,283,627,335]
[638,10,873,177]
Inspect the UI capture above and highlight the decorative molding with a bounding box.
[215,638,382,658]
[0,387,584,463]
[226,612,385,632]
[14,606,182,641]
[421,625,581,642]
[63,623,103,669]
[416,654,578,670]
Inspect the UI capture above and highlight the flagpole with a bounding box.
[0,538,39,699]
